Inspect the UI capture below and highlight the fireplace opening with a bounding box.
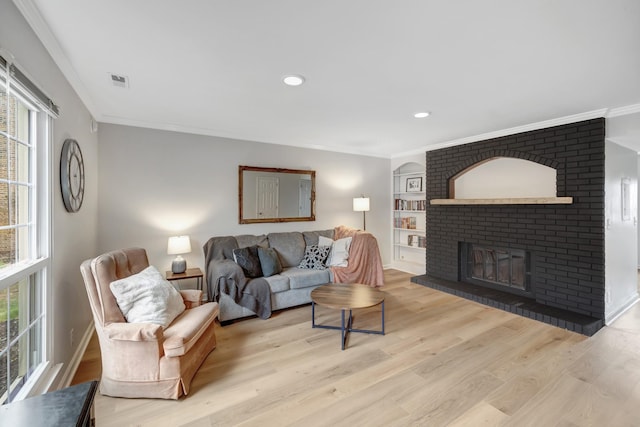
[460,243,532,296]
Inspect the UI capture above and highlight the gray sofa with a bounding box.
[203,229,336,322]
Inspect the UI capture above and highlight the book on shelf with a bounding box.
[408,234,427,248]
[394,199,426,211]
[395,216,417,229]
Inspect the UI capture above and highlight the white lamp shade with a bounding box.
[353,197,370,212]
[167,235,191,255]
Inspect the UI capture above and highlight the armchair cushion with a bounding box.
[110,265,186,328]
[163,302,219,357]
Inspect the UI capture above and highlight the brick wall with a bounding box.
[425,118,605,319]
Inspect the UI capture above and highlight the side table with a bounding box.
[0,380,98,426]
[166,267,204,291]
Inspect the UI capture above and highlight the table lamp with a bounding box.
[353,195,370,230]
[167,235,191,273]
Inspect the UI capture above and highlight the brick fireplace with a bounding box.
[412,118,605,335]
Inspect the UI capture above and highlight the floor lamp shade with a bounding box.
[353,196,370,230]
[167,235,191,273]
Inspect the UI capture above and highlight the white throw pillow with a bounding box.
[319,236,352,267]
[318,235,333,249]
[110,265,186,328]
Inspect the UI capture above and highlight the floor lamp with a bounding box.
[353,195,370,231]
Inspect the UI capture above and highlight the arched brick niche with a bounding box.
[449,156,557,199]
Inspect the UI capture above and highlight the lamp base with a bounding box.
[171,256,186,274]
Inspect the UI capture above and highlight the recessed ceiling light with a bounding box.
[283,75,305,86]
[414,112,431,118]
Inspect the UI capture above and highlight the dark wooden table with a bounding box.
[311,283,385,350]
[0,380,98,426]
[166,267,204,291]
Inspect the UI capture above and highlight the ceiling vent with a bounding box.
[109,73,129,88]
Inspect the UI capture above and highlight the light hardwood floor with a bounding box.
[72,269,640,426]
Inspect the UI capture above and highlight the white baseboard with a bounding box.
[388,261,425,276]
[57,321,95,389]
[605,294,640,325]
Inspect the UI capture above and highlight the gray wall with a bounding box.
[1,1,99,383]
[604,140,639,323]
[606,112,640,267]
[97,124,391,273]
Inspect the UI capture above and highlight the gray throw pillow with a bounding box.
[232,246,263,278]
[258,247,283,277]
[297,245,331,270]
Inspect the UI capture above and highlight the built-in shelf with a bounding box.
[393,161,426,272]
[393,171,425,178]
[430,197,573,205]
[394,244,426,250]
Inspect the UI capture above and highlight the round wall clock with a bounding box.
[60,138,85,213]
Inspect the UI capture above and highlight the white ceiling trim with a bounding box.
[391,108,610,158]
[607,103,640,118]
[13,0,99,118]
[100,114,390,159]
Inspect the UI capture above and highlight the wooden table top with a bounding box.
[166,267,203,281]
[311,283,385,310]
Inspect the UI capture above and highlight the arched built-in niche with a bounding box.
[452,157,556,199]
[431,156,573,205]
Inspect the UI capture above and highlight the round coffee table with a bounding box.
[310,283,385,350]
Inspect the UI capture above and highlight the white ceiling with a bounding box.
[15,0,640,158]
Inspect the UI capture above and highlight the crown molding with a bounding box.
[12,0,100,118]
[606,103,640,118]
[100,114,390,159]
[392,108,609,157]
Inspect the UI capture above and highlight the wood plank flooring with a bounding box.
[71,269,640,426]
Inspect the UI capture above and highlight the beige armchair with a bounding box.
[80,248,219,399]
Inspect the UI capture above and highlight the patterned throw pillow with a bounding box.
[297,245,331,270]
[232,245,263,278]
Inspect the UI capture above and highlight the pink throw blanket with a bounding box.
[330,225,384,287]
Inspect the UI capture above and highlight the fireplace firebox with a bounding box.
[460,243,532,297]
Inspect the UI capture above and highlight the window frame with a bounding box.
[0,55,53,403]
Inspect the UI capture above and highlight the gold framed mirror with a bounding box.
[239,165,316,224]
